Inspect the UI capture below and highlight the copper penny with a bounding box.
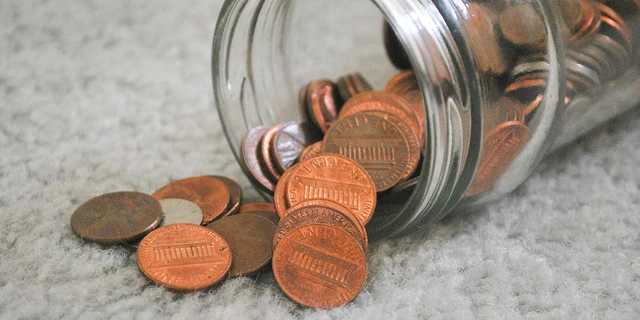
[299,141,324,162]
[152,176,230,225]
[323,113,417,192]
[240,202,276,214]
[383,21,412,70]
[286,154,376,225]
[159,199,203,226]
[336,73,374,102]
[483,97,525,134]
[271,121,322,173]
[137,224,231,291]
[240,126,277,193]
[70,191,163,244]
[274,163,298,219]
[558,0,584,33]
[272,223,367,309]
[303,80,343,133]
[466,121,530,197]
[275,200,368,252]
[207,214,277,277]
[240,210,280,225]
[260,124,283,181]
[499,3,547,50]
[339,91,424,149]
[465,3,509,75]
[384,70,426,125]
[207,175,242,218]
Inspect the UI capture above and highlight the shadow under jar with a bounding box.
[212,0,640,241]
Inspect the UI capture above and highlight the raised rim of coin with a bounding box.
[208,175,242,218]
[240,126,277,193]
[71,191,163,244]
[240,202,276,214]
[270,121,322,174]
[137,224,231,291]
[259,124,284,182]
[152,176,231,225]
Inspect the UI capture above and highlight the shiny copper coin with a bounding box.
[240,210,280,225]
[240,126,277,193]
[384,70,426,125]
[152,176,230,225]
[240,202,276,214]
[339,91,424,149]
[336,72,374,102]
[209,175,242,218]
[70,191,163,244]
[595,2,631,50]
[286,154,376,225]
[570,0,601,44]
[137,224,231,291]
[304,80,343,133]
[383,21,412,70]
[466,121,530,197]
[299,141,324,162]
[207,214,277,277]
[271,121,322,173]
[499,3,547,50]
[275,200,368,252]
[324,113,419,192]
[272,223,367,309]
[273,163,297,219]
[260,124,283,181]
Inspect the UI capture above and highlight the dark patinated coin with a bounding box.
[336,72,374,102]
[152,176,230,225]
[70,191,163,244]
[208,175,242,218]
[207,214,277,277]
[240,126,277,193]
[240,210,280,225]
[270,121,322,174]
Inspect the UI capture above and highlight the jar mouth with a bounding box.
[212,0,483,240]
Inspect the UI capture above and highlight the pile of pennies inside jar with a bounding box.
[70,0,638,310]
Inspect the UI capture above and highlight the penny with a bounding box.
[208,175,242,218]
[323,113,417,192]
[595,2,631,50]
[272,223,367,309]
[299,141,324,162]
[339,91,424,149]
[286,154,376,225]
[159,199,203,226]
[240,126,277,193]
[240,210,280,225]
[276,200,368,252]
[137,224,231,291]
[152,176,230,225]
[570,0,601,44]
[240,202,276,214]
[271,121,322,173]
[336,73,374,102]
[304,80,343,133]
[558,0,584,33]
[260,124,284,181]
[499,3,547,50]
[465,3,509,75]
[383,21,412,70]
[70,191,163,244]
[273,163,297,219]
[483,97,525,134]
[466,121,530,197]
[207,214,277,277]
[384,70,426,125]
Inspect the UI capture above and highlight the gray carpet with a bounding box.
[2,1,640,319]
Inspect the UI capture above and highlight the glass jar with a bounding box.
[211,0,640,241]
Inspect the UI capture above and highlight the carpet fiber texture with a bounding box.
[1,1,640,319]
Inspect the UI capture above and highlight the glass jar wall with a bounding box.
[212,0,640,240]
